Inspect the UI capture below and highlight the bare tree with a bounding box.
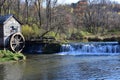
[16,0,20,19]
[34,0,42,27]
[25,0,29,24]
[0,0,6,14]
[46,0,51,30]
[83,0,113,34]
[40,0,58,37]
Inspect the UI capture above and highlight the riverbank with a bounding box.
[86,35,120,42]
[67,35,120,42]
[0,50,26,63]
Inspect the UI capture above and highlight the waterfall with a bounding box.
[59,42,120,55]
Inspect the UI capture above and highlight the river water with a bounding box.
[0,42,120,80]
[0,55,120,80]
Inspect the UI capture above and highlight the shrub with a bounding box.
[31,24,41,37]
[70,31,90,40]
[45,31,56,37]
[22,25,34,40]
[70,32,84,40]
[0,50,26,62]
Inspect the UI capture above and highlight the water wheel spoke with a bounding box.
[19,41,24,44]
[18,37,22,41]
[12,43,16,45]
[14,43,22,51]
[12,44,18,50]
[15,36,20,41]
[16,45,20,51]
[14,35,19,39]
[11,41,16,45]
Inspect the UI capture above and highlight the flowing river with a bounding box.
[0,42,120,80]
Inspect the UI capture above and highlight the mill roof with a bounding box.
[0,14,13,24]
[0,14,21,25]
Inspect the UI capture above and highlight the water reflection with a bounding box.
[23,55,82,80]
[23,55,120,80]
[0,65,4,80]
[0,55,120,80]
[0,62,25,80]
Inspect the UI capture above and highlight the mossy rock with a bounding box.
[88,36,103,42]
[103,37,117,41]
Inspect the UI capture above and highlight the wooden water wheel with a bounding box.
[9,33,25,52]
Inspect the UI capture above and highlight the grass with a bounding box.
[0,50,26,62]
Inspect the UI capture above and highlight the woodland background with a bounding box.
[1,0,120,41]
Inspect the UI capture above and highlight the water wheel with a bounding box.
[9,33,25,52]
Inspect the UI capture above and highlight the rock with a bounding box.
[88,36,103,42]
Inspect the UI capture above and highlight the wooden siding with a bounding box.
[0,24,3,47]
[0,25,3,38]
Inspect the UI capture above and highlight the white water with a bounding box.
[59,42,120,55]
